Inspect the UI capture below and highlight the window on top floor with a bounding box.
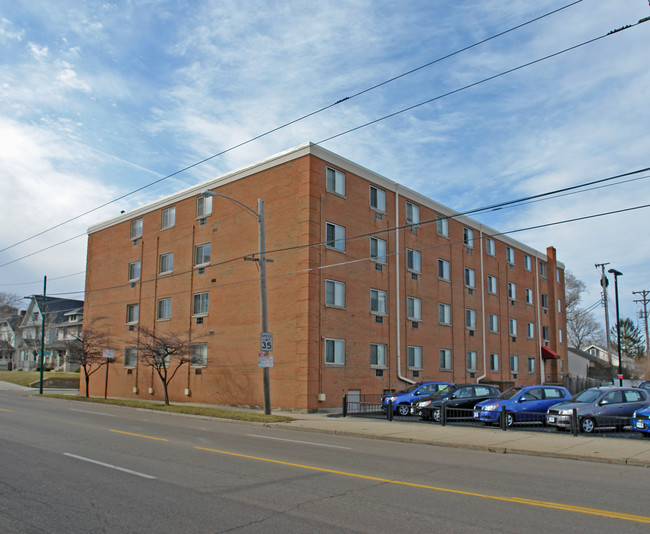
[369,185,386,212]
[524,254,532,271]
[196,195,212,218]
[130,219,143,240]
[463,227,474,249]
[161,206,175,230]
[486,237,495,256]
[437,215,449,237]
[326,167,345,196]
[406,202,420,225]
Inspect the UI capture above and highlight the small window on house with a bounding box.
[539,261,547,278]
[463,227,474,249]
[438,259,450,281]
[370,343,387,367]
[193,292,209,316]
[557,299,562,313]
[126,304,139,324]
[509,318,517,337]
[124,347,138,368]
[195,243,211,266]
[466,351,477,372]
[191,343,208,367]
[490,353,499,372]
[559,329,563,344]
[524,254,532,271]
[525,288,533,305]
[370,237,387,263]
[439,303,451,325]
[325,338,345,365]
[487,275,497,294]
[407,297,421,321]
[506,247,515,264]
[128,261,141,282]
[486,237,495,256]
[407,346,422,369]
[507,282,516,300]
[527,322,535,339]
[488,314,498,333]
[528,358,535,373]
[130,219,143,240]
[370,289,387,315]
[557,268,561,283]
[510,355,519,373]
[157,298,171,321]
[159,252,174,275]
[541,293,549,309]
[437,216,448,237]
[197,195,212,218]
[326,222,345,251]
[325,279,345,308]
[326,167,345,196]
[161,206,176,230]
[406,202,420,225]
[440,349,452,371]
[406,249,421,272]
[542,326,550,342]
[464,268,475,288]
[465,309,477,330]
[369,185,386,212]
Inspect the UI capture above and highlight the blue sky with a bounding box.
[1,0,649,328]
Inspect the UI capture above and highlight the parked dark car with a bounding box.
[546,386,649,433]
[473,385,571,427]
[412,384,500,422]
[382,381,454,416]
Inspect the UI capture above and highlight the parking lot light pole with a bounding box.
[608,268,623,386]
[201,191,271,415]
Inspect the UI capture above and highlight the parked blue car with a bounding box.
[631,404,650,436]
[382,381,453,416]
[473,385,571,427]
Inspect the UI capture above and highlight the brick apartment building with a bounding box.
[83,143,566,411]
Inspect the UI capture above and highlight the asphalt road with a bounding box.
[2,386,650,533]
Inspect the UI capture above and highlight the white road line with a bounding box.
[247,434,351,449]
[63,453,156,479]
[70,408,116,417]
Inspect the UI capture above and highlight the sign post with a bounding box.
[103,349,114,399]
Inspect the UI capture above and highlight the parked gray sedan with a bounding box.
[546,386,650,433]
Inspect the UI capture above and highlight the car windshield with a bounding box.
[572,389,602,403]
[498,387,522,400]
[401,383,423,394]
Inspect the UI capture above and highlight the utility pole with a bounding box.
[633,290,650,361]
[595,263,612,373]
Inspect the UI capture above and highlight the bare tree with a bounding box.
[565,271,603,349]
[0,291,22,318]
[63,321,111,397]
[135,327,192,405]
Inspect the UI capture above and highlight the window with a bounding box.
[370,343,386,367]
[524,254,532,271]
[159,252,174,274]
[197,195,212,217]
[326,167,345,195]
[161,206,175,229]
[439,303,451,325]
[487,275,497,294]
[486,237,495,256]
[325,279,345,308]
[464,268,475,288]
[557,268,562,283]
[465,309,477,330]
[539,261,547,278]
[407,297,421,321]
[463,227,474,248]
[195,243,211,266]
[528,357,535,373]
[527,322,535,339]
[406,249,421,272]
[557,299,562,313]
[157,298,171,321]
[488,314,498,333]
[490,353,499,372]
[507,282,516,300]
[369,186,386,212]
[370,236,386,263]
[407,346,422,369]
[130,219,143,240]
[326,222,345,251]
[128,261,141,282]
[438,259,450,280]
[466,351,477,372]
[509,318,517,337]
[325,338,345,364]
[542,326,550,342]
[406,202,420,225]
[193,292,209,316]
[124,347,137,368]
[191,343,208,367]
[506,247,515,264]
[437,216,448,237]
[370,289,387,315]
[541,293,549,309]
[440,349,452,371]
[510,355,519,373]
[126,304,139,324]
[559,328,563,344]
[525,288,533,305]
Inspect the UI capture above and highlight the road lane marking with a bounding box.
[63,453,156,479]
[70,408,115,417]
[0,408,12,412]
[246,434,351,449]
[194,446,650,525]
[110,429,169,441]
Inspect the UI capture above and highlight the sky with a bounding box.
[0,0,649,333]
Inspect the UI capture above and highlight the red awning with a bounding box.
[541,346,560,360]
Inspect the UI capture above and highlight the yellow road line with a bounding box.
[110,429,169,442]
[0,408,12,412]
[194,446,650,525]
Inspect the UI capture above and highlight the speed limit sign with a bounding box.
[260,332,273,352]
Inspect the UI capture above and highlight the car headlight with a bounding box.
[558,409,573,415]
[386,396,397,403]
[483,404,499,411]
[417,400,431,408]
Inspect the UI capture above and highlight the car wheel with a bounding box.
[432,408,441,423]
[397,404,410,417]
[505,413,515,427]
[581,417,596,434]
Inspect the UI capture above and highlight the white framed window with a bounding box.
[407,345,422,369]
[439,303,451,325]
[326,222,345,251]
[437,215,448,237]
[539,261,547,278]
[463,227,474,249]
[130,219,143,240]
[193,292,209,316]
[326,167,345,196]
[325,338,345,365]
[557,299,562,313]
[507,282,516,300]
[191,342,208,367]
[370,236,387,263]
[465,309,477,330]
[325,279,345,308]
[509,318,518,337]
[197,195,212,217]
[406,202,420,225]
[559,328,563,344]
[369,185,386,212]
[406,249,421,272]
[528,357,535,374]
[157,298,171,321]
[370,289,387,315]
[161,206,175,230]
[557,268,561,283]
[440,349,452,371]
[128,261,141,282]
[541,293,549,309]
[525,288,533,304]
[486,237,495,256]
[464,268,475,288]
[510,355,519,373]
[487,275,497,294]
[407,297,421,321]
[195,243,211,266]
[438,259,450,281]
[506,247,515,264]
[527,322,535,338]
[126,304,139,324]
[488,314,498,333]
[159,252,174,275]
[524,254,532,271]
[466,351,477,372]
[370,343,387,367]
[542,326,550,342]
[124,347,137,368]
[490,353,499,372]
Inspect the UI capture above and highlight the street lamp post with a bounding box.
[201,191,271,415]
[608,268,623,386]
